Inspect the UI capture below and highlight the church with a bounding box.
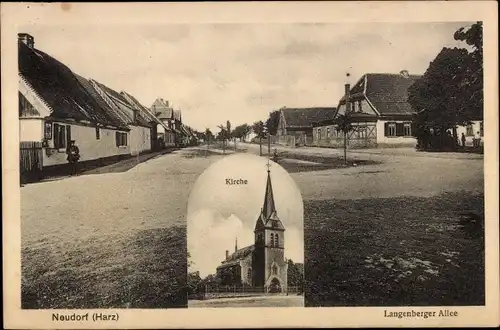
[216,163,288,293]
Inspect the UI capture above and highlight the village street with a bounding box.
[21,144,484,308]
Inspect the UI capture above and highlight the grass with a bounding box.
[22,226,187,309]
[275,151,380,173]
[304,191,484,307]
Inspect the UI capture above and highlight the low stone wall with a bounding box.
[193,292,291,300]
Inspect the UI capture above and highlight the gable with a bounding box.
[18,77,50,118]
[365,73,422,115]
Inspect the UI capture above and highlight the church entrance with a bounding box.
[268,278,281,293]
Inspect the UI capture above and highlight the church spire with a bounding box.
[262,159,277,219]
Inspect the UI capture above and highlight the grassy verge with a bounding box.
[304,191,484,307]
[22,226,187,309]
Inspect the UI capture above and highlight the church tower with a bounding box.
[252,161,288,292]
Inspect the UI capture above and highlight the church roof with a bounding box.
[254,165,285,231]
[218,245,255,266]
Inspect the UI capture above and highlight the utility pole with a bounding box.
[344,82,351,164]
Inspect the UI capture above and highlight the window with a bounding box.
[270,233,274,247]
[466,124,474,136]
[385,122,396,137]
[247,268,252,281]
[272,265,278,275]
[96,127,100,140]
[53,123,67,149]
[403,123,412,137]
[44,122,53,140]
[257,233,263,243]
[480,122,483,136]
[274,233,279,247]
[316,128,321,141]
[358,100,363,113]
[116,132,128,147]
[357,126,367,139]
[326,127,331,138]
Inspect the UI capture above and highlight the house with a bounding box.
[312,71,422,148]
[120,91,174,150]
[90,80,152,156]
[18,33,132,170]
[276,107,337,146]
[216,165,288,293]
[150,98,178,147]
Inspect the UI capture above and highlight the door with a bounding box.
[66,125,72,147]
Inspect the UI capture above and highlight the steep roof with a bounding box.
[281,107,336,128]
[92,81,151,127]
[74,74,129,130]
[151,98,174,120]
[339,73,422,115]
[255,166,285,232]
[18,42,121,127]
[218,245,255,265]
[121,91,171,131]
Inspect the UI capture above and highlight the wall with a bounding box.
[456,121,484,147]
[240,256,253,286]
[313,123,378,149]
[376,120,417,147]
[43,121,130,167]
[129,125,152,155]
[19,118,43,141]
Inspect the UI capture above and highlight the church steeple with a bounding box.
[262,160,277,219]
[255,159,285,232]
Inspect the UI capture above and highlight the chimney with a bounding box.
[225,250,229,260]
[18,33,35,49]
[165,100,169,107]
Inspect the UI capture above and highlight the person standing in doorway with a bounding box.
[66,140,80,175]
[461,132,467,148]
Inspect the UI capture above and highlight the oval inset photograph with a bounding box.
[187,153,304,308]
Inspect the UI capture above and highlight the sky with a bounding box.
[187,154,303,277]
[22,22,471,132]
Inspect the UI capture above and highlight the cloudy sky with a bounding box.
[22,22,471,132]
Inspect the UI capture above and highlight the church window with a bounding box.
[270,233,275,247]
[247,268,252,281]
[272,265,278,275]
[274,233,279,247]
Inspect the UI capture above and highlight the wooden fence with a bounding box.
[20,141,43,183]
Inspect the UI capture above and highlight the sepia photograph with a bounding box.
[187,154,304,308]
[16,20,486,309]
[2,1,498,329]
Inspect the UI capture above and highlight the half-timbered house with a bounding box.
[275,107,336,147]
[313,71,422,148]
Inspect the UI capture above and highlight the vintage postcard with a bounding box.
[2,1,499,329]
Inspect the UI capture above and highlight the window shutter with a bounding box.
[384,122,389,137]
[396,123,404,136]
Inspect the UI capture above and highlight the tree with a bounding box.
[335,113,354,164]
[287,260,304,293]
[408,22,483,150]
[233,124,252,141]
[205,128,214,146]
[265,110,281,136]
[217,121,233,152]
[252,120,266,156]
